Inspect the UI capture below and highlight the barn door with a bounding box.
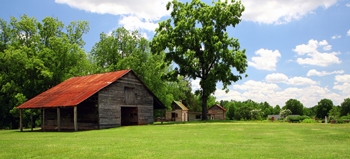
[124,87,135,105]
[121,107,138,126]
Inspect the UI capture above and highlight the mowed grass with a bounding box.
[1,122,350,159]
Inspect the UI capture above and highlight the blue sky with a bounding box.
[1,0,350,107]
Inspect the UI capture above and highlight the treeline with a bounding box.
[219,98,350,121]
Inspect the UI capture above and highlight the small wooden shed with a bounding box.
[17,69,165,131]
[165,101,189,122]
[207,104,226,120]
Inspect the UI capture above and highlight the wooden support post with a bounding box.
[74,106,78,131]
[161,109,165,124]
[57,107,61,131]
[30,109,33,131]
[42,108,45,131]
[20,109,23,132]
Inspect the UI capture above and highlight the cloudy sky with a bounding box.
[1,0,350,107]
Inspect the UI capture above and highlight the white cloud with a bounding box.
[333,74,350,97]
[265,73,317,86]
[248,49,281,71]
[318,40,328,46]
[234,80,280,91]
[54,0,170,31]
[215,89,246,101]
[242,0,337,24]
[335,74,350,83]
[265,73,288,83]
[318,40,332,51]
[293,39,341,66]
[307,69,344,76]
[191,79,200,92]
[287,77,317,86]
[346,3,350,7]
[119,15,158,32]
[333,83,350,97]
[347,29,350,36]
[331,35,341,39]
[322,45,332,51]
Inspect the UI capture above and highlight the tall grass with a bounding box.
[1,121,349,158]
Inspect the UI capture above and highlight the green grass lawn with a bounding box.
[1,121,350,158]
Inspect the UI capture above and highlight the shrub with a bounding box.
[340,115,350,120]
[336,119,344,124]
[287,116,300,123]
[302,119,317,123]
[280,109,292,118]
[299,115,310,121]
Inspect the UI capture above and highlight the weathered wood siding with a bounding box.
[188,112,202,121]
[98,72,154,128]
[42,94,99,130]
[165,109,188,122]
[208,106,226,120]
[77,94,99,129]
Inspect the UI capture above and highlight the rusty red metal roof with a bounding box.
[17,70,131,109]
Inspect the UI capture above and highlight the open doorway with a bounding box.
[121,107,138,126]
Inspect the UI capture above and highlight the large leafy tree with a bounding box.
[284,99,304,115]
[315,98,333,119]
[0,15,90,128]
[151,0,247,120]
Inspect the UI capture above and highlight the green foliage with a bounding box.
[225,102,235,120]
[0,15,91,128]
[151,0,247,120]
[303,106,316,117]
[299,115,311,121]
[316,98,334,119]
[250,109,263,120]
[336,119,344,124]
[340,114,350,120]
[235,105,252,120]
[287,116,301,122]
[273,105,281,114]
[302,119,317,123]
[279,109,292,118]
[258,101,272,118]
[285,99,304,115]
[182,91,201,111]
[340,98,350,116]
[328,106,340,119]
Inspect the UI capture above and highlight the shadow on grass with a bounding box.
[153,119,236,125]
[12,120,239,132]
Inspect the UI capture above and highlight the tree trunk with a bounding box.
[201,94,208,120]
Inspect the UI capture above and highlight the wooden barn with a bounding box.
[207,104,226,120]
[165,101,189,122]
[17,69,165,131]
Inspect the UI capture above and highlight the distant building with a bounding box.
[165,101,189,122]
[167,103,227,121]
[267,115,281,120]
[207,104,226,120]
